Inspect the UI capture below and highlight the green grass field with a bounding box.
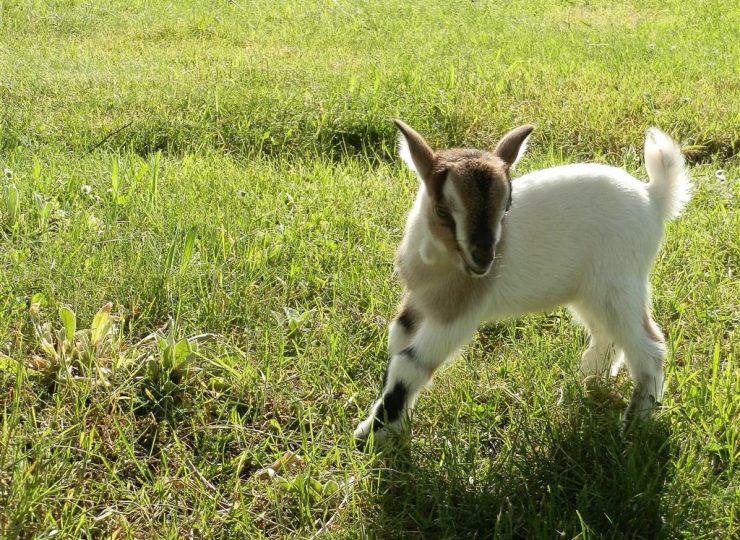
[1,0,738,537]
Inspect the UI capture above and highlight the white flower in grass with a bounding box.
[3,168,12,179]
[715,170,726,183]
[81,184,92,195]
[648,43,655,50]
[87,214,101,230]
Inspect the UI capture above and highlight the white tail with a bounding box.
[645,128,692,222]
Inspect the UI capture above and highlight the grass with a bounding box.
[0,0,738,537]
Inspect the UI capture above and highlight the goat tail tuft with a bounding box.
[644,128,692,222]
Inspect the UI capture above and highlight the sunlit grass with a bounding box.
[0,0,738,538]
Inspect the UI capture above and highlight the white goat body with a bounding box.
[355,123,691,443]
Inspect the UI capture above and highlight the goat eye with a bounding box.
[435,205,450,219]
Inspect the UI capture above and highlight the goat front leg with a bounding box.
[354,314,479,445]
[387,299,417,356]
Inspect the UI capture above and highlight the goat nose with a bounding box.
[470,246,493,267]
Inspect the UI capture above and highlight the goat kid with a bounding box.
[354,120,691,444]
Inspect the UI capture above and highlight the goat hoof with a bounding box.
[354,418,396,451]
[622,393,659,430]
[353,429,388,452]
[353,417,374,442]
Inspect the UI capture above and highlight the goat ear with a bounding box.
[394,119,434,178]
[493,124,535,169]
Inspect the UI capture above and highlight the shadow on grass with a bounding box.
[369,403,675,539]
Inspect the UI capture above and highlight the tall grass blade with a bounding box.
[180,226,198,274]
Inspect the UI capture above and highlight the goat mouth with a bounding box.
[467,267,491,277]
[463,260,493,278]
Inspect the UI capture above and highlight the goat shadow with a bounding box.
[368,398,675,539]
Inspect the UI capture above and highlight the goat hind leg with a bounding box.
[614,310,666,423]
[580,325,617,378]
[571,305,617,378]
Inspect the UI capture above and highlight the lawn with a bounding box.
[0,0,738,538]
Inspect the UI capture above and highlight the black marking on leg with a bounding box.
[380,346,413,399]
[396,307,417,333]
[372,382,408,432]
[399,346,416,359]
